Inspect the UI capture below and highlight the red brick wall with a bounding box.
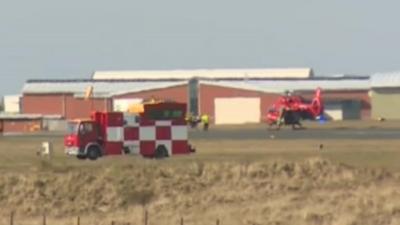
[21,86,186,120]
[22,94,65,115]
[2,119,42,133]
[113,85,188,104]
[199,84,280,123]
[22,94,111,120]
[65,96,111,119]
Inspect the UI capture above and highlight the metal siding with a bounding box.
[371,88,400,119]
[113,85,188,104]
[23,81,187,97]
[371,72,400,88]
[200,79,370,93]
[93,68,313,80]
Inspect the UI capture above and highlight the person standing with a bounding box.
[201,114,209,131]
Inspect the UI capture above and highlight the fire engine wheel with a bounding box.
[154,145,169,159]
[87,146,101,160]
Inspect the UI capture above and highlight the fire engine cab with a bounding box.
[64,102,195,160]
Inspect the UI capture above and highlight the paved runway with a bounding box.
[189,127,400,140]
[2,125,400,140]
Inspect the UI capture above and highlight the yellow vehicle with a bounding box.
[127,97,164,114]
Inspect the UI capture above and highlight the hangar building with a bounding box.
[12,68,372,131]
[91,68,313,123]
[21,79,187,119]
[91,69,369,124]
[198,77,370,124]
[370,72,400,120]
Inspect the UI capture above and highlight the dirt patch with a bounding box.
[0,158,399,225]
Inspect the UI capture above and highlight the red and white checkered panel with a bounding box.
[105,112,124,127]
[107,127,124,142]
[104,112,124,155]
[122,119,189,156]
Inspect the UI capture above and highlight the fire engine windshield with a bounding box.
[67,122,79,135]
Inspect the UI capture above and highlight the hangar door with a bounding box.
[324,103,343,120]
[214,98,260,124]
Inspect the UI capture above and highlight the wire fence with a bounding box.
[8,210,226,225]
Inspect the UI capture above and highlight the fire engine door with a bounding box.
[78,122,98,149]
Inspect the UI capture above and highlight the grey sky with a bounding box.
[1,0,400,95]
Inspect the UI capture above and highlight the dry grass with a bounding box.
[1,131,400,224]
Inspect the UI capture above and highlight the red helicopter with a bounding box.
[266,88,323,130]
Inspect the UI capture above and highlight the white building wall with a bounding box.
[3,95,21,113]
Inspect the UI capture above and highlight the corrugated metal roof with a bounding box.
[200,78,370,93]
[22,80,187,97]
[371,71,400,88]
[92,68,313,80]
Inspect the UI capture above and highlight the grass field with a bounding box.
[1,134,400,171]
[1,124,400,225]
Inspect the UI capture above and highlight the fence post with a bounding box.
[180,217,184,225]
[144,209,148,225]
[216,218,220,225]
[111,221,115,225]
[10,211,14,225]
[77,216,80,225]
[43,214,47,225]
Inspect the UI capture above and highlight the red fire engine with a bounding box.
[64,102,195,160]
